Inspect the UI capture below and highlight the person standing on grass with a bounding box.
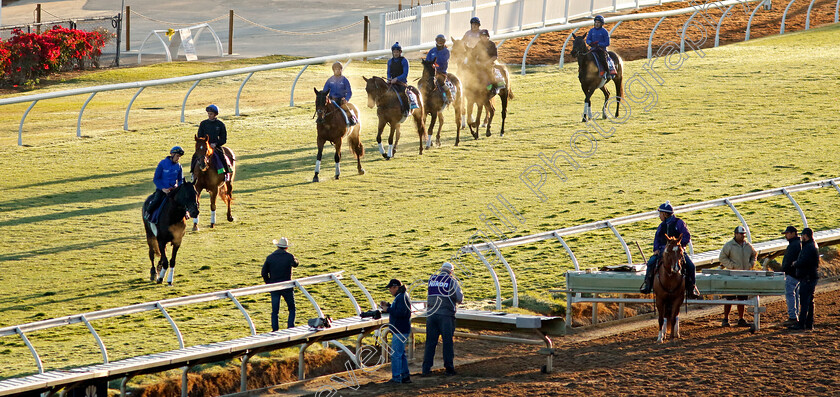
[780,226,801,326]
[422,262,462,377]
[718,226,757,328]
[789,228,820,331]
[261,237,298,331]
[380,279,412,384]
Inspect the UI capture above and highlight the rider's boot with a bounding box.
[640,273,654,294]
[686,284,701,299]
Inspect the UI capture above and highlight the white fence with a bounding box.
[379,0,686,49]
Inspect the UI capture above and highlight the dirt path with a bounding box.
[330,281,840,396]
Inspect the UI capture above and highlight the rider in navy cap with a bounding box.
[462,17,482,48]
[586,15,617,79]
[640,201,701,299]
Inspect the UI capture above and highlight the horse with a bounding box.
[653,234,686,342]
[449,37,489,129]
[459,43,512,138]
[570,33,624,122]
[362,76,427,159]
[142,182,199,286]
[419,59,465,146]
[191,135,236,231]
[313,88,365,182]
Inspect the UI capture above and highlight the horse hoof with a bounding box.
[436,140,441,147]
[210,223,215,229]
[192,224,199,232]
[382,153,389,160]
[486,132,492,137]
[358,168,365,175]
[335,175,340,180]
[156,278,163,284]
[227,216,234,222]
[313,176,319,183]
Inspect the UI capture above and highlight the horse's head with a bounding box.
[313,87,331,124]
[450,37,466,65]
[420,59,436,85]
[194,135,213,172]
[173,182,200,219]
[570,33,588,58]
[363,76,386,109]
[662,234,685,275]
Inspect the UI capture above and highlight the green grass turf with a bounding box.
[0,24,838,379]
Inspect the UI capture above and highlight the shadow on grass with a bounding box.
[0,236,138,262]
[0,278,160,312]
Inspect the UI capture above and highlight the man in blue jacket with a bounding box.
[789,228,819,331]
[639,201,701,299]
[422,262,463,377]
[322,62,356,126]
[381,279,412,384]
[780,226,802,326]
[144,146,186,232]
[387,42,419,114]
[586,15,616,79]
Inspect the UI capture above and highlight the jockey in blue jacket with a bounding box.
[145,146,186,227]
[322,62,356,126]
[387,42,418,112]
[425,34,453,102]
[586,15,616,79]
[640,201,701,299]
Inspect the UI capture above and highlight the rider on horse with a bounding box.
[476,30,505,95]
[322,61,357,126]
[640,201,702,299]
[586,15,617,80]
[462,17,482,49]
[144,146,186,235]
[424,34,455,103]
[193,104,232,181]
[387,42,419,115]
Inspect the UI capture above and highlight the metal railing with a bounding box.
[460,177,840,310]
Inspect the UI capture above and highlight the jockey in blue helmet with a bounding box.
[144,146,186,229]
[194,104,232,180]
[586,15,617,79]
[640,201,701,299]
[322,61,356,126]
[387,42,419,113]
[425,34,454,103]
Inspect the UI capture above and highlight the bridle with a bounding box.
[195,138,212,172]
[656,241,685,294]
[314,95,339,123]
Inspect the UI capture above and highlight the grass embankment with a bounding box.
[0,24,838,383]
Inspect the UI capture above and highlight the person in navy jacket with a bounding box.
[387,42,418,113]
[144,146,186,225]
[425,34,453,102]
[381,279,412,383]
[586,15,616,79]
[422,262,463,377]
[789,228,820,331]
[640,201,701,299]
[322,62,356,126]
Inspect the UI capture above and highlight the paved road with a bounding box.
[1,0,402,59]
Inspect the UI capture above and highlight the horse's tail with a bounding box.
[348,126,364,159]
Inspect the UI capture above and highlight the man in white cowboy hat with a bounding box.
[261,237,299,331]
[421,262,463,377]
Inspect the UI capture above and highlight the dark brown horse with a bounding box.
[654,234,686,342]
[142,182,199,285]
[363,76,426,159]
[570,33,624,122]
[419,59,465,146]
[458,43,512,138]
[313,87,365,182]
[192,135,235,230]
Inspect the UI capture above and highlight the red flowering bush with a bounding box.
[0,26,105,89]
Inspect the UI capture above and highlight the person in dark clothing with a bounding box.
[261,237,299,331]
[475,30,505,94]
[789,228,819,331]
[586,15,617,79]
[144,146,186,235]
[780,226,801,326]
[639,201,700,299]
[422,262,463,377]
[193,104,231,179]
[380,279,412,384]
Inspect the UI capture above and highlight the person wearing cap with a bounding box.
[789,228,819,331]
[718,225,758,327]
[422,262,463,377]
[261,238,299,331]
[586,15,616,79]
[193,104,232,180]
[780,226,802,326]
[640,201,701,299]
[387,42,419,113]
[475,30,505,95]
[380,279,412,384]
[144,146,186,230]
[462,17,482,49]
[322,62,357,126]
[424,34,454,103]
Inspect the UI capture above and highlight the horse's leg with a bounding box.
[484,99,495,137]
[466,99,478,139]
[314,137,325,182]
[225,176,234,223]
[436,111,444,147]
[209,187,218,228]
[673,315,680,339]
[582,87,594,122]
[454,90,463,146]
[147,236,158,281]
[613,74,623,119]
[499,89,508,137]
[192,188,202,231]
[377,118,389,159]
[167,242,179,286]
[425,112,436,149]
[600,85,611,120]
[658,318,668,343]
[413,107,426,155]
[156,240,168,284]
[333,139,342,180]
[473,102,483,134]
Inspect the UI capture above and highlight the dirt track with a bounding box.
[333,282,840,396]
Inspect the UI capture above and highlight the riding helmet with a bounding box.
[170,146,185,156]
[470,17,481,25]
[435,34,446,42]
[658,201,674,213]
[594,15,605,23]
[391,42,402,52]
[479,29,490,37]
[205,104,219,114]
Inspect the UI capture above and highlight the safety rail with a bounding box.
[460,177,840,310]
[0,0,776,146]
[0,271,379,397]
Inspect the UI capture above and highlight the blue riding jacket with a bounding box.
[322,75,352,103]
[653,215,691,254]
[586,27,610,49]
[387,56,409,84]
[153,156,184,191]
[425,46,450,74]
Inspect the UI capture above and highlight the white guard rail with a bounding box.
[0,0,778,146]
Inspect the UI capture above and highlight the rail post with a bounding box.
[780,0,796,34]
[36,4,41,34]
[229,10,234,55]
[126,6,131,51]
[115,12,123,67]
[363,16,370,56]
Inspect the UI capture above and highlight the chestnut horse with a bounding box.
[570,33,624,122]
[654,234,686,342]
[192,135,236,230]
[313,87,365,182]
[458,43,512,138]
[419,59,465,146]
[362,76,426,159]
[142,182,199,285]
